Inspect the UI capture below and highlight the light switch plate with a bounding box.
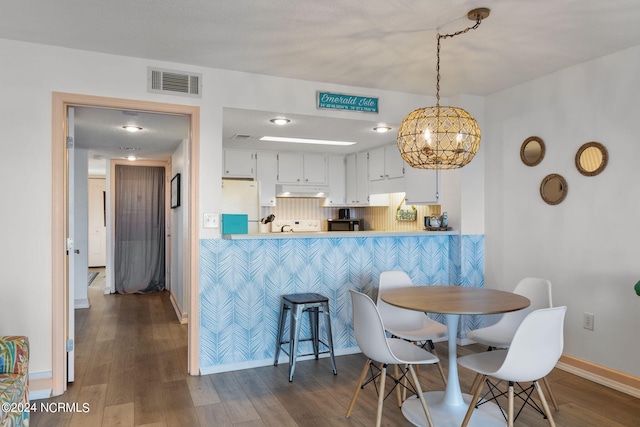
[204,213,219,228]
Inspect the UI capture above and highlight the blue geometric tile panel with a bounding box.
[199,234,484,371]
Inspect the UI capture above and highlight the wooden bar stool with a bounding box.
[274,293,338,381]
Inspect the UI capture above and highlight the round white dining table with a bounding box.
[381,286,530,427]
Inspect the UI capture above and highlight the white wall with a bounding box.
[73,148,89,308]
[170,140,187,317]
[485,44,640,376]
[439,94,485,235]
[0,38,471,378]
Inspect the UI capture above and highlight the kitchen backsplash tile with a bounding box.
[261,192,440,231]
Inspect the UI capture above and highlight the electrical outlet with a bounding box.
[203,213,219,228]
[583,312,594,331]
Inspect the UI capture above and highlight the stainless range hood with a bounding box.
[276,184,329,198]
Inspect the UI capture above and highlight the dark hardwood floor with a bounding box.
[31,269,640,426]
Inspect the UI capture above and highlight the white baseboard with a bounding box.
[74,299,90,309]
[457,337,475,346]
[29,372,53,400]
[199,346,361,376]
[169,292,188,324]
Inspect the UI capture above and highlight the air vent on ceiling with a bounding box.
[232,134,252,140]
[147,67,202,98]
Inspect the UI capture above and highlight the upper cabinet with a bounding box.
[404,165,438,204]
[277,153,327,184]
[223,149,255,178]
[385,146,405,179]
[345,152,369,206]
[323,155,346,206]
[256,151,278,206]
[303,153,327,184]
[277,152,303,183]
[369,145,404,181]
[368,144,406,195]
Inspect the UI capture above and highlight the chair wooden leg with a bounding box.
[393,364,403,408]
[535,380,557,427]
[508,381,514,427]
[429,345,447,386]
[542,376,559,410]
[408,365,435,427]
[401,364,408,402]
[375,365,387,427]
[469,372,482,394]
[346,359,371,418]
[462,374,485,427]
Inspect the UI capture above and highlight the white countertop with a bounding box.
[222,229,459,240]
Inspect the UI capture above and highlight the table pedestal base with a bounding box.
[402,391,505,427]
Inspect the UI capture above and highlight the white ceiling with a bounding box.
[5,1,640,161]
[73,107,190,160]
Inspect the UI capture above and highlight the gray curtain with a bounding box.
[114,165,166,294]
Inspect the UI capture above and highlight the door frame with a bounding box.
[52,92,200,395]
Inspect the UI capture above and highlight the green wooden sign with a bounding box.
[317,91,378,113]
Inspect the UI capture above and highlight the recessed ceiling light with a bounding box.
[373,126,392,133]
[122,125,143,132]
[260,136,356,146]
[126,155,137,161]
[270,118,290,125]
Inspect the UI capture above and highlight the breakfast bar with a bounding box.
[198,231,485,375]
[221,229,459,239]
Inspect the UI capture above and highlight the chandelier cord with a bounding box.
[435,16,483,106]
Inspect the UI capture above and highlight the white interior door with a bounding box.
[66,106,76,383]
[88,178,107,266]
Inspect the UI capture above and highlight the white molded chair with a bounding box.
[376,270,448,385]
[467,277,558,409]
[346,290,437,427]
[467,278,553,348]
[458,306,567,427]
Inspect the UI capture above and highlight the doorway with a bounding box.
[114,164,167,294]
[52,92,200,396]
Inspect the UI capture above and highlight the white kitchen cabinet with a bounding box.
[303,153,327,184]
[256,151,278,206]
[369,145,404,181]
[385,145,405,179]
[345,152,369,206]
[368,144,405,195]
[368,146,386,181]
[277,152,327,184]
[369,144,404,181]
[277,152,303,183]
[323,155,345,206]
[404,164,439,204]
[223,149,255,178]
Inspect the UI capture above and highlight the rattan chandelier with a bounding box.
[397,8,490,170]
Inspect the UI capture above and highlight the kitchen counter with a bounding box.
[222,229,459,240]
[200,229,484,376]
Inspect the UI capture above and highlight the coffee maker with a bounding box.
[338,208,350,219]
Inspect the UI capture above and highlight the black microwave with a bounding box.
[327,219,362,231]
